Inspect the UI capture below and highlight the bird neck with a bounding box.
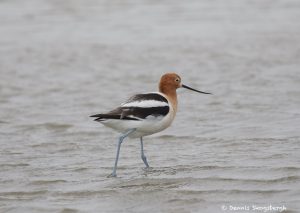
[159,87,178,112]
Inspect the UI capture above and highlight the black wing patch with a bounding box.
[90,106,169,121]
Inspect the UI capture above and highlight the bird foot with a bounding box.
[107,172,117,178]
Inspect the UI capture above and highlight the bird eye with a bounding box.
[175,78,180,82]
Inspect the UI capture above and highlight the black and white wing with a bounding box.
[90,93,170,121]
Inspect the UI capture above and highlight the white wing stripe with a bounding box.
[122,100,169,108]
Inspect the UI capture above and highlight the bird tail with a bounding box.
[90,113,139,121]
[90,113,125,121]
[90,114,109,121]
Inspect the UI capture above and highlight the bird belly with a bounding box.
[100,109,176,138]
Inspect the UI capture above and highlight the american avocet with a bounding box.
[91,73,211,177]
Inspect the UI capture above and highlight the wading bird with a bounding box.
[91,73,211,177]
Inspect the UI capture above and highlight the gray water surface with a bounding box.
[1,0,300,212]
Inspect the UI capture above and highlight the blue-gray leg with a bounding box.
[110,129,136,177]
[140,137,149,168]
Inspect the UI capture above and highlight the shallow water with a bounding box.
[1,0,300,212]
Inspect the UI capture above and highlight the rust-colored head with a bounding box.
[159,72,212,96]
[159,73,182,94]
[158,73,211,112]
